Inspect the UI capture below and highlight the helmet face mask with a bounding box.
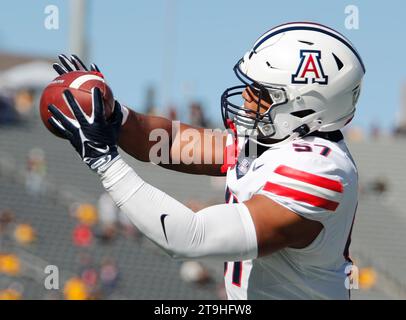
[221,22,365,147]
[221,59,289,141]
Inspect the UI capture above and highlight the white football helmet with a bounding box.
[221,22,365,147]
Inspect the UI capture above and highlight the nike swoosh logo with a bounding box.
[252,163,264,171]
[160,214,169,243]
[88,144,110,153]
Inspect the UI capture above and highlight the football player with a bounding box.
[48,22,365,299]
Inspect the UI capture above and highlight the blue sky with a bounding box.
[0,0,405,131]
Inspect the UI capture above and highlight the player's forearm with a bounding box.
[118,109,172,162]
[118,108,226,176]
[99,158,258,261]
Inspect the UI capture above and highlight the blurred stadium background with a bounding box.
[0,0,406,300]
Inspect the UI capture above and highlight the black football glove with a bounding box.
[47,87,123,174]
[53,54,101,76]
[52,54,129,127]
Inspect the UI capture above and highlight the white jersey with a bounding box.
[223,131,358,300]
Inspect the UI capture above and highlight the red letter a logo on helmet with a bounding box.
[292,50,328,85]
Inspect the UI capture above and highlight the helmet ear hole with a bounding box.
[290,109,315,118]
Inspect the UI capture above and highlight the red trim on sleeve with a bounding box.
[274,165,343,193]
[263,181,340,211]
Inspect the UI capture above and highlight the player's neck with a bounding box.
[307,130,344,142]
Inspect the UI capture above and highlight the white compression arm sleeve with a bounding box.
[100,158,258,261]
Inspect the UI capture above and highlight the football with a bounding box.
[39,71,115,138]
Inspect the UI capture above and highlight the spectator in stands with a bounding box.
[74,203,98,226]
[344,126,364,142]
[63,277,88,300]
[97,192,141,242]
[359,267,377,290]
[13,223,36,245]
[25,147,47,196]
[78,253,99,298]
[0,282,23,300]
[72,224,93,247]
[167,105,178,121]
[371,177,388,196]
[117,209,141,241]
[393,116,406,137]
[0,254,21,276]
[0,209,15,234]
[0,288,22,300]
[393,123,406,136]
[370,123,381,139]
[14,88,35,119]
[99,257,120,297]
[97,192,118,242]
[0,90,19,125]
[216,283,227,300]
[189,102,209,127]
[144,86,158,116]
[179,261,211,286]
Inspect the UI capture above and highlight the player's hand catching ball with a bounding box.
[50,53,130,127]
[53,54,101,76]
[47,87,123,174]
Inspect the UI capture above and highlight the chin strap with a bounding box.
[293,124,311,137]
[253,117,324,149]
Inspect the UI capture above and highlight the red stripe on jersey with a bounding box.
[274,165,343,193]
[263,182,340,211]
